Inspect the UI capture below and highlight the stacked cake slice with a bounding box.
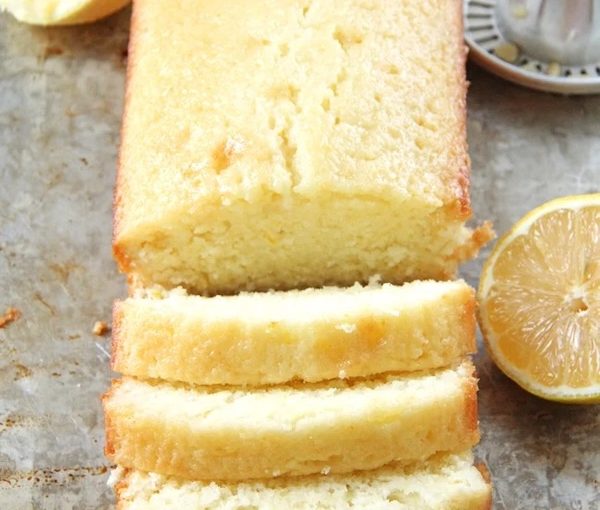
[105,281,490,508]
[111,281,476,386]
[113,452,490,510]
[105,0,492,507]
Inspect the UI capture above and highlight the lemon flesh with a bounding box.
[478,194,600,404]
[0,0,130,25]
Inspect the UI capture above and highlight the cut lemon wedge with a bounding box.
[0,0,130,26]
[478,194,600,403]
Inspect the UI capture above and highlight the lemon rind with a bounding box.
[0,0,130,26]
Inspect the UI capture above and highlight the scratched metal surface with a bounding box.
[0,8,128,510]
[0,7,598,510]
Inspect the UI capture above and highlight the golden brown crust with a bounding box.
[110,300,124,370]
[474,463,493,509]
[481,490,493,509]
[475,462,492,485]
[452,0,471,219]
[102,379,122,458]
[460,360,480,443]
[462,289,478,354]
[474,221,496,247]
[112,0,141,274]
[114,468,133,510]
[451,221,496,265]
[465,377,480,442]
[112,242,131,274]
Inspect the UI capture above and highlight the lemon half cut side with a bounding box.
[0,0,130,26]
[478,194,600,404]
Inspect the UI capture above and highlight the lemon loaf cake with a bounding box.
[113,451,492,510]
[103,362,479,481]
[113,0,492,294]
[112,280,476,385]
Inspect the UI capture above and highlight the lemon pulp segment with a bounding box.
[479,195,600,403]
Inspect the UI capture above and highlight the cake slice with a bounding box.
[103,361,479,481]
[112,280,476,385]
[114,0,492,295]
[113,451,491,510]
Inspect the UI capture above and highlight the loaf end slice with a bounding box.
[113,451,492,510]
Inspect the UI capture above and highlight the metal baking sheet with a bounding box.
[0,7,598,509]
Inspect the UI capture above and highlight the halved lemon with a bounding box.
[478,194,600,403]
[0,0,130,26]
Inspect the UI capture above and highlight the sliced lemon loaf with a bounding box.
[114,0,492,294]
[112,280,476,385]
[113,451,491,510]
[103,361,479,481]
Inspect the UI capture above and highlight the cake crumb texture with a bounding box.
[103,362,479,481]
[114,0,489,294]
[112,280,476,385]
[115,451,492,510]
